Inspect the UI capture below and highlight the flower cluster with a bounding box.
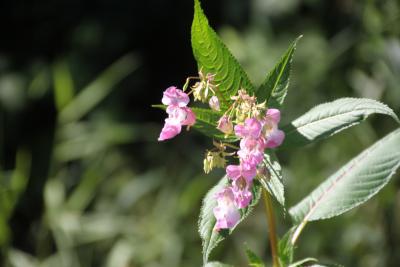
[157,72,285,232]
[158,70,221,141]
[158,86,196,141]
[213,109,284,231]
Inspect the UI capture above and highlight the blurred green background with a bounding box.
[1,0,400,266]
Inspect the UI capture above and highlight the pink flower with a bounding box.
[209,96,220,111]
[158,118,181,141]
[237,139,264,166]
[217,115,233,135]
[234,118,262,139]
[213,187,241,230]
[181,107,196,126]
[266,108,281,124]
[261,109,285,148]
[226,161,257,182]
[264,129,285,148]
[162,86,189,107]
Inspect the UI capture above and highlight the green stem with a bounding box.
[262,189,280,267]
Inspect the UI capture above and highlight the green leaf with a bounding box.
[205,262,233,267]
[245,247,265,267]
[259,153,284,206]
[289,128,400,223]
[282,98,400,148]
[192,0,254,108]
[256,36,301,107]
[199,176,262,264]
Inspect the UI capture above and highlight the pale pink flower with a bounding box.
[261,109,284,148]
[161,86,189,107]
[213,187,241,230]
[234,118,262,139]
[209,96,220,111]
[217,115,233,135]
[266,108,281,124]
[264,129,285,148]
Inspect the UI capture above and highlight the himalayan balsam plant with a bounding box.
[155,1,400,266]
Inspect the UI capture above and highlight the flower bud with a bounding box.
[209,96,220,111]
[217,115,233,135]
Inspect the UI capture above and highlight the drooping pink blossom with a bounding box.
[161,86,189,107]
[234,118,262,139]
[158,118,181,141]
[209,96,220,111]
[158,86,196,142]
[213,186,241,231]
[264,128,285,148]
[261,108,285,148]
[266,108,281,124]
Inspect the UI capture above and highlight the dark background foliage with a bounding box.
[1,0,400,266]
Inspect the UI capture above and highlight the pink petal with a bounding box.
[265,129,285,148]
[213,187,241,230]
[181,107,196,126]
[234,124,246,138]
[266,108,281,124]
[240,162,257,181]
[244,118,262,138]
[226,165,241,180]
[157,119,182,141]
[161,86,189,107]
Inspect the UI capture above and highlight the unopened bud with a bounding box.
[209,96,220,111]
[217,115,233,135]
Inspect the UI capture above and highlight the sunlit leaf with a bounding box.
[290,128,400,223]
[256,36,301,107]
[192,0,254,109]
[259,153,284,206]
[282,98,400,148]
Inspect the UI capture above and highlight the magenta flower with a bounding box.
[161,86,190,107]
[213,187,241,231]
[234,118,262,139]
